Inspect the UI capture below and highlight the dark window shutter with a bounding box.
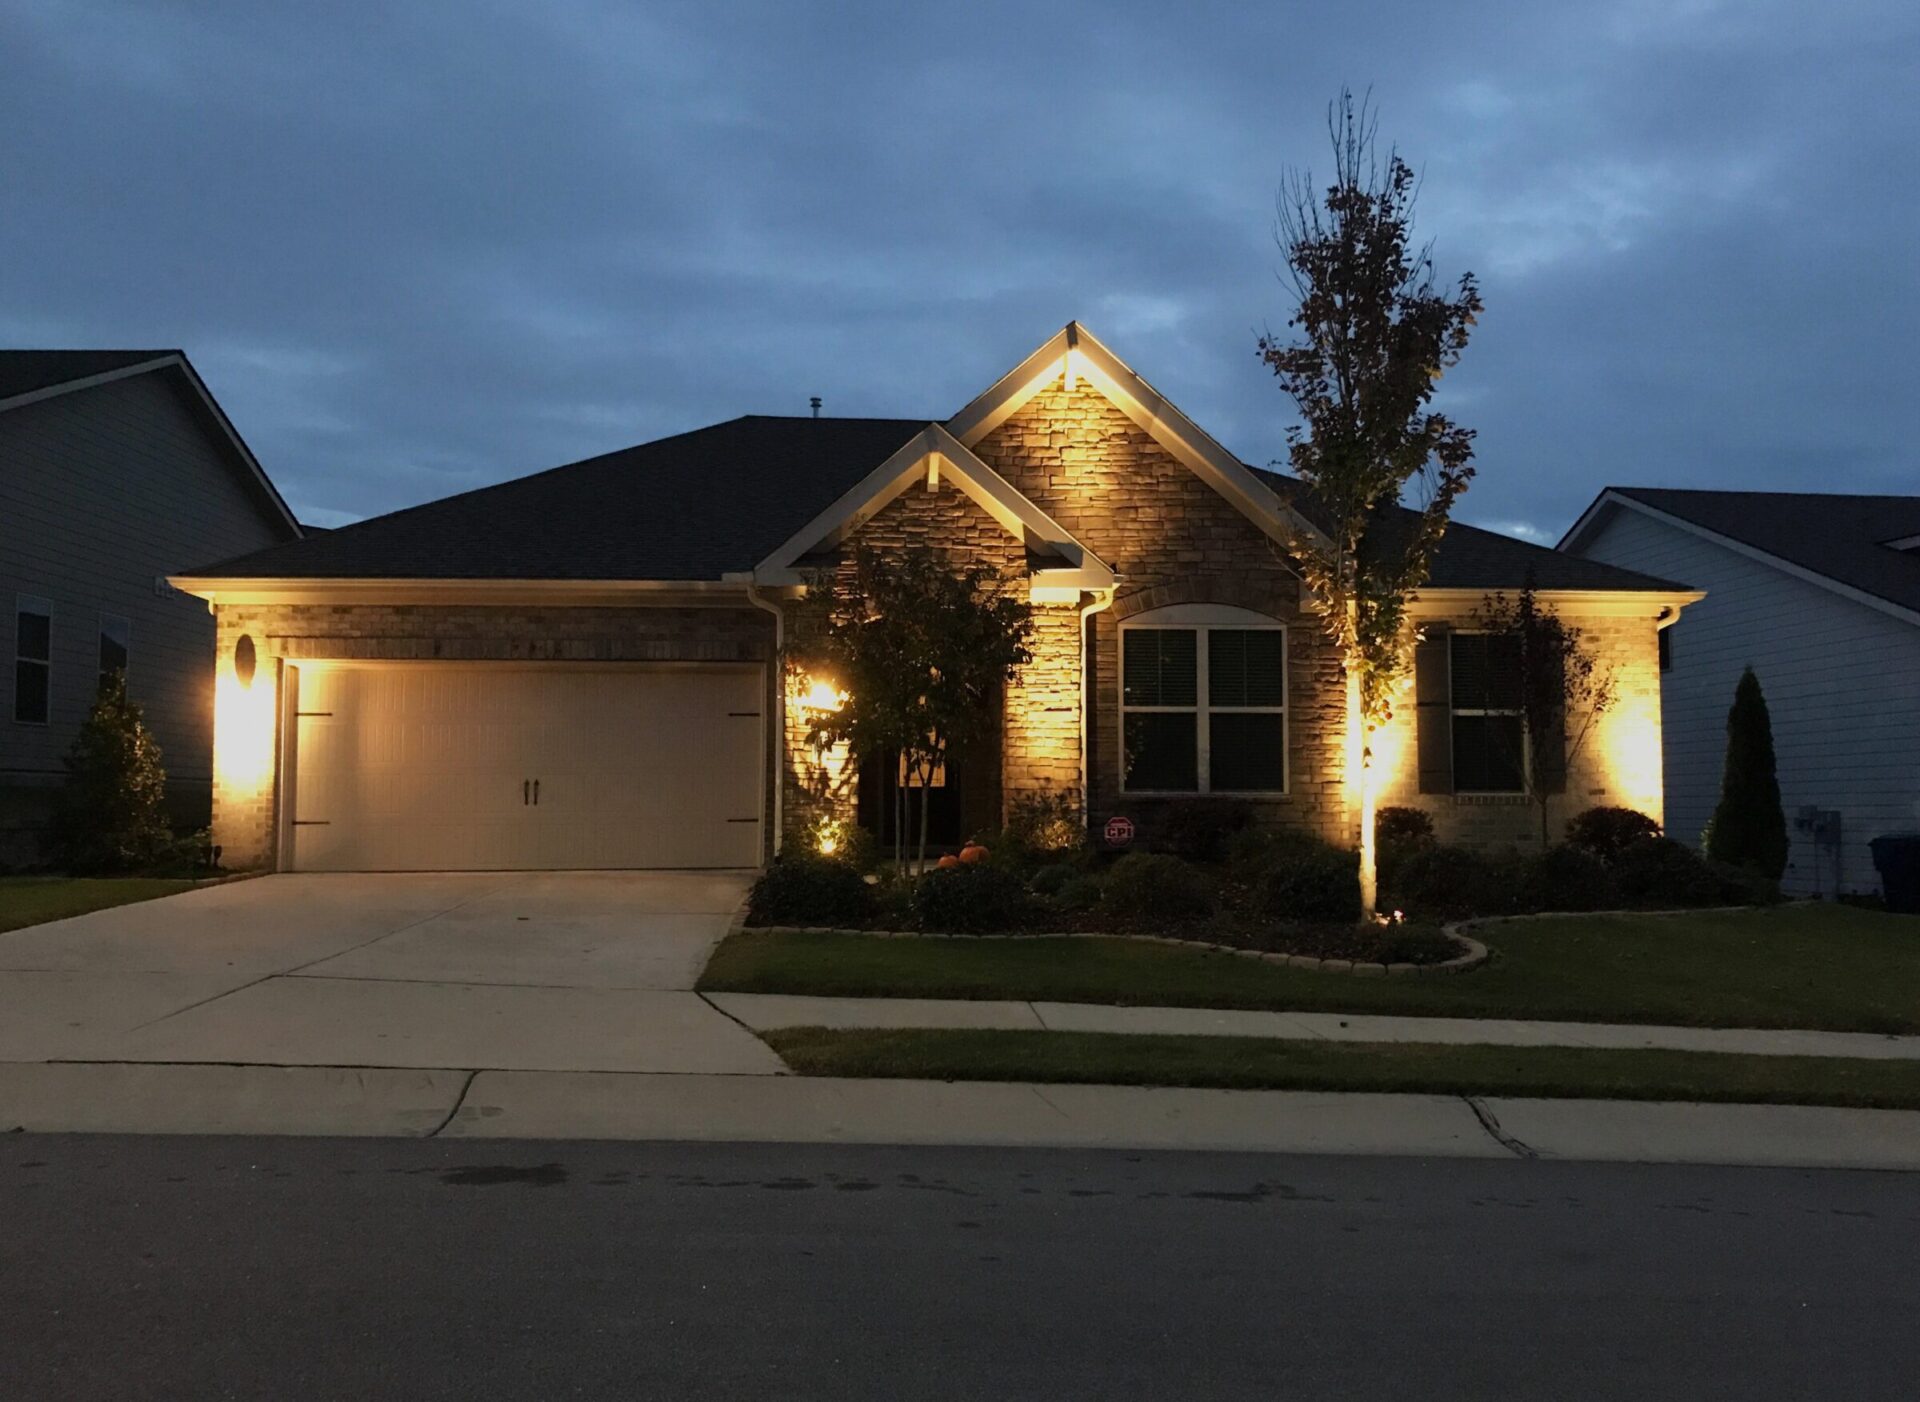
[1414,630,1452,794]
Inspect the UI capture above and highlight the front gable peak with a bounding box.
[947,322,1326,553]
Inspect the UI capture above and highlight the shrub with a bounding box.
[1055,874,1107,912]
[1374,805,1436,888]
[44,674,172,875]
[1522,844,1620,913]
[1380,924,1463,965]
[1705,667,1790,878]
[1374,806,1435,847]
[1386,845,1526,921]
[910,863,1033,933]
[1153,798,1253,862]
[1564,806,1662,859]
[1225,825,1334,881]
[747,854,874,925]
[1001,789,1087,861]
[1027,862,1078,897]
[1259,843,1362,924]
[1611,837,1726,908]
[1101,852,1214,921]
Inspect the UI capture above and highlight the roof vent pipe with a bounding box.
[809,396,821,419]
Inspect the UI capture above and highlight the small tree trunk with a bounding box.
[1358,750,1379,919]
[917,773,931,877]
[894,774,906,876]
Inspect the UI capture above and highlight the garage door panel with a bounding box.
[289,665,764,872]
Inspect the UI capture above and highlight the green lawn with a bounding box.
[766,1026,1920,1110]
[0,876,201,934]
[699,904,1920,1035]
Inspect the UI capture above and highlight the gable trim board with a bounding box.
[1562,490,1920,630]
[947,322,1329,557]
[749,421,1117,595]
[2,352,303,539]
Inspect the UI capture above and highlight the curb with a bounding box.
[747,924,1490,977]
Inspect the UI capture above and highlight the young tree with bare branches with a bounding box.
[1261,90,1483,916]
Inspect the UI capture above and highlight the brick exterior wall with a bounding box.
[971,372,1350,847]
[1374,614,1667,848]
[210,602,774,869]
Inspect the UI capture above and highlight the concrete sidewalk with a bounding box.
[3,1061,1919,1169]
[705,992,1920,1061]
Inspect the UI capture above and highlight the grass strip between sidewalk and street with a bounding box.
[762,1026,1920,1111]
[0,877,200,934]
[701,904,1920,1035]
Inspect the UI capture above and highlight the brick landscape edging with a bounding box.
[747,923,1490,977]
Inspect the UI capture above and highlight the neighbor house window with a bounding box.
[14,595,51,725]
[1449,632,1524,793]
[1122,617,1286,794]
[99,613,130,690]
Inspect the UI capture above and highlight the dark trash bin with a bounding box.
[1868,834,1920,914]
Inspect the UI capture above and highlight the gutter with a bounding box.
[747,583,786,857]
[1078,585,1118,826]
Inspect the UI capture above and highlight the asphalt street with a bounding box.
[3,1136,1916,1400]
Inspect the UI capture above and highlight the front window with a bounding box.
[14,595,51,725]
[1450,632,1524,793]
[1122,623,1286,794]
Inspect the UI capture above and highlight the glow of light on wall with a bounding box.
[214,660,276,793]
[1596,691,1664,823]
[796,676,848,717]
[811,816,846,857]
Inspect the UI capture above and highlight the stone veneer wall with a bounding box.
[210,602,774,870]
[1373,614,1667,847]
[971,372,1350,846]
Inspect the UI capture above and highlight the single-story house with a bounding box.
[1561,487,1920,896]
[2,350,302,865]
[172,325,1698,873]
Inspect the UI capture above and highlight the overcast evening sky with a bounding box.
[4,1,1915,541]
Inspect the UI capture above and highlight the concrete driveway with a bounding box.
[0,872,780,1075]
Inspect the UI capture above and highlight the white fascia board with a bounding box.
[167,576,754,608]
[1562,490,1920,629]
[751,422,1115,589]
[947,321,1330,556]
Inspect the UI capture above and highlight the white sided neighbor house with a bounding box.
[172,325,1701,875]
[1563,488,1920,897]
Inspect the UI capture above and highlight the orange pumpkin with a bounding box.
[958,843,989,864]
[936,854,961,870]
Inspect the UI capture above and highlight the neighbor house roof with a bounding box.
[0,348,303,537]
[1562,487,1920,620]
[187,410,1685,598]
[0,349,180,406]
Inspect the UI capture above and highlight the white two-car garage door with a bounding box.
[287,664,765,872]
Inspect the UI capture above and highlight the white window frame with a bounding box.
[1120,606,1288,797]
[98,611,131,690]
[1448,629,1526,796]
[14,594,52,726]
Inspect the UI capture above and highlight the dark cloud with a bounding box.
[4,0,1913,535]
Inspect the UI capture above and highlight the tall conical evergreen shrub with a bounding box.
[1704,667,1789,879]
[45,673,172,874]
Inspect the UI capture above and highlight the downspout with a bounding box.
[1078,586,1118,829]
[747,583,784,862]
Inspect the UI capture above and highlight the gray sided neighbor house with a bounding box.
[174,325,1696,876]
[1563,488,1920,897]
[1,352,301,865]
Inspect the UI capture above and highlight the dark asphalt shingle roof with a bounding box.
[0,349,180,404]
[1251,468,1691,594]
[188,414,1688,594]
[191,416,930,581]
[1608,487,1920,616]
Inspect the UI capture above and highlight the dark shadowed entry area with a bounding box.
[858,729,1001,852]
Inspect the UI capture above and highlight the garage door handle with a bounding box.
[523,780,530,806]
[533,779,540,806]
